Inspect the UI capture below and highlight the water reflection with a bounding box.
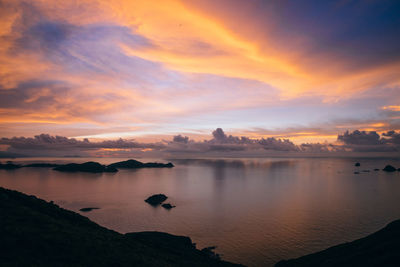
[1,157,400,266]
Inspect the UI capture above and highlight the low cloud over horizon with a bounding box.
[1,128,399,158]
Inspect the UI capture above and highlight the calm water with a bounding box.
[1,157,400,266]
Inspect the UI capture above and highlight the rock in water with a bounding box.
[79,207,100,212]
[162,203,176,209]
[145,194,168,206]
[383,165,397,172]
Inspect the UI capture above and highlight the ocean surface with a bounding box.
[1,157,400,266]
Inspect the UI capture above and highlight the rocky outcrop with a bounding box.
[162,203,176,209]
[79,207,100,212]
[383,165,397,172]
[145,194,168,206]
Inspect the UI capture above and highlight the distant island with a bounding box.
[108,159,174,169]
[0,159,174,173]
[0,187,240,266]
[53,162,119,173]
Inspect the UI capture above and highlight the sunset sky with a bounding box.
[1,0,400,157]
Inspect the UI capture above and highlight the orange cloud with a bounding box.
[382,105,400,112]
[1,0,399,143]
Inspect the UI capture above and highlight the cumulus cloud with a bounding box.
[337,130,400,152]
[1,128,400,157]
[172,135,189,144]
[0,134,164,157]
[382,130,400,145]
[337,130,382,145]
[167,128,299,154]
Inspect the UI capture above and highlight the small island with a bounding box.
[24,163,61,168]
[162,203,176,209]
[0,159,174,173]
[383,165,397,172]
[0,161,22,170]
[108,159,174,169]
[145,194,168,206]
[79,207,100,212]
[53,162,118,173]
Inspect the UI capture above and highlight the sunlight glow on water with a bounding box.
[1,157,400,266]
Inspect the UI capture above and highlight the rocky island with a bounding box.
[108,159,174,169]
[0,159,174,173]
[162,203,176,209]
[383,165,397,172]
[53,162,118,173]
[79,207,100,212]
[145,194,168,206]
[0,161,22,169]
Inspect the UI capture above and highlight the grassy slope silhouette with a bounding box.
[0,187,241,267]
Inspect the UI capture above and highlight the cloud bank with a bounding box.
[1,129,399,158]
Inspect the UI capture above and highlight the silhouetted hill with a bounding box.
[0,187,242,267]
[24,163,61,168]
[108,159,174,169]
[53,161,118,173]
[0,159,173,173]
[275,220,400,267]
[0,162,22,169]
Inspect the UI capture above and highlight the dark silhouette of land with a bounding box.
[108,159,174,169]
[145,194,168,206]
[0,187,241,267]
[162,203,176,209]
[79,207,100,212]
[0,159,174,173]
[275,220,400,266]
[0,161,21,169]
[53,161,118,173]
[383,165,397,172]
[25,163,61,168]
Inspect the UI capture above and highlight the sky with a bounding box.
[0,0,400,157]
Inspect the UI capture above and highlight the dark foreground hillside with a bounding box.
[0,187,241,267]
[276,220,400,267]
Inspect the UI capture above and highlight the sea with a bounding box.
[1,157,400,266]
